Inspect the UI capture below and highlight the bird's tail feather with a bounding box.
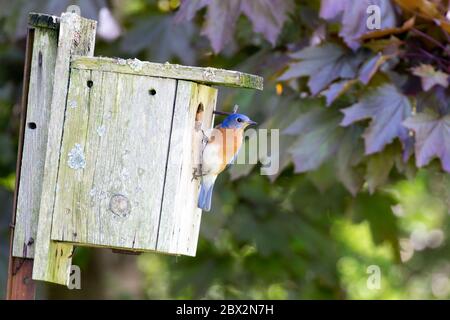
[198,175,217,212]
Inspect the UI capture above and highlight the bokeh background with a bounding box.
[1,0,450,299]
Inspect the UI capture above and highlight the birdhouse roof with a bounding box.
[70,56,263,90]
[29,12,263,90]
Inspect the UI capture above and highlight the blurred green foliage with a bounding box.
[1,0,450,300]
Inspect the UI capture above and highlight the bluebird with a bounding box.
[197,113,257,211]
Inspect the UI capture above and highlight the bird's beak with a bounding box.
[247,120,257,126]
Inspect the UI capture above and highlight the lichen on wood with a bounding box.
[32,12,97,285]
[71,56,264,90]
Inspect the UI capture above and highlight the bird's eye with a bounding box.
[237,118,243,123]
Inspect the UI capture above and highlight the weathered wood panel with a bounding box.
[7,25,36,300]
[12,27,58,259]
[50,70,177,251]
[33,12,97,285]
[157,81,217,256]
[71,56,263,90]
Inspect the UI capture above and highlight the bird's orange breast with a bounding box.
[215,127,244,171]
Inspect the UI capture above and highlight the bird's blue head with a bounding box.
[219,113,257,129]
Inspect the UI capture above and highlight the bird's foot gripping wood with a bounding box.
[192,129,211,182]
[192,167,206,181]
[201,129,214,145]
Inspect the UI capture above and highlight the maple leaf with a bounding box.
[240,0,293,46]
[229,95,304,182]
[340,84,412,155]
[174,0,209,22]
[358,53,390,85]
[200,0,241,53]
[284,107,344,172]
[175,0,292,53]
[321,79,357,106]
[279,43,363,95]
[336,125,365,195]
[320,0,397,50]
[412,64,449,92]
[365,144,396,194]
[256,98,307,181]
[350,192,401,261]
[416,86,450,115]
[121,16,196,65]
[403,110,450,172]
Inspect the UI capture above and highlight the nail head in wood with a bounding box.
[109,194,131,217]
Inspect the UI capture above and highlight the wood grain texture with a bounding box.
[7,259,36,300]
[71,56,263,90]
[12,27,58,259]
[33,12,97,285]
[50,70,177,251]
[7,27,36,300]
[157,81,217,256]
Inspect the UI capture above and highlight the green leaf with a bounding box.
[307,162,337,193]
[365,144,396,193]
[0,172,15,191]
[336,126,365,195]
[349,192,400,262]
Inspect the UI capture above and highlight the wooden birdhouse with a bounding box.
[11,12,262,286]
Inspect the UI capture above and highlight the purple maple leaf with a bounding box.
[284,108,344,172]
[279,43,363,95]
[240,0,293,45]
[403,111,450,172]
[340,84,412,155]
[320,0,397,50]
[175,0,292,53]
